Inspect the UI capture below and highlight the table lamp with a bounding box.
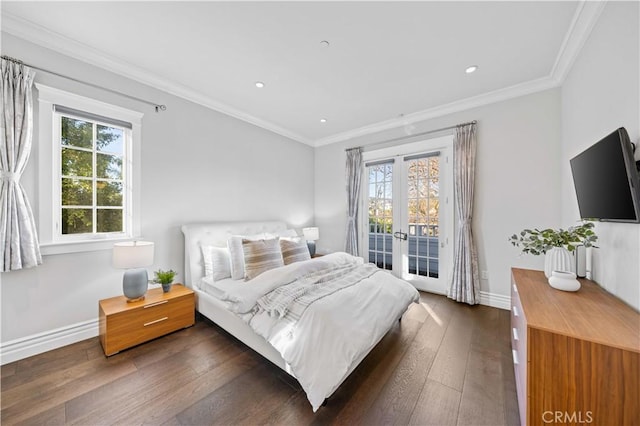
[113,241,154,302]
[302,227,319,257]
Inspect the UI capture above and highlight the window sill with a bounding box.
[40,237,140,256]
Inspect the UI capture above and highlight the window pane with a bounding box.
[430,177,439,197]
[97,181,123,206]
[97,125,124,154]
[61,178,92,206]
[61,117,92,149]
[429,157,439,177]
[97,153,122,179]
[62,208,92,234]
[62,148,93,177]
[97,209,123,233]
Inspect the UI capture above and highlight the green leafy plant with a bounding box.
[509,222,598,255]
[153,269,177,285]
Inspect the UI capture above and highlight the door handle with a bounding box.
[393,231,408,241]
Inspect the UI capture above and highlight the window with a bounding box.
[57,107,129,238]
[36,84,143,254]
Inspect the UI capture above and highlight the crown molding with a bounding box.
[314,76,558,147]
[550,0,607,84]
[1,12,313,146]
[3,1,605,149]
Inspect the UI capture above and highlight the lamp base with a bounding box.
[123,268,149,302]
[126,295,145,303]
[307,241,316,257]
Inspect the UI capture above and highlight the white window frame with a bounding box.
[36,84,143,255]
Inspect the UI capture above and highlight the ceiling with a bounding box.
[2,1,603,146]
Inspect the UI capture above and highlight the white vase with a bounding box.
[548,270,581,292]
[544,247,575,278]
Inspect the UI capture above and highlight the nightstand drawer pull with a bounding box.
[512,349,519,365]
[512,306,519,317]
[144,300,168,309]
[144,317,168,327]
[512,327,519,341]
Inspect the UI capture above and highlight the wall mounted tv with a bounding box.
[570,127,640,223]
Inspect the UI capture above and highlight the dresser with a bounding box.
[99,284,195,356]
[511,268,639,426]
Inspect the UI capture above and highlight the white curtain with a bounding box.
[0,58,42,271]
[448,123,479,304]
[345,147,362,256]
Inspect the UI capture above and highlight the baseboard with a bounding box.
[479,291,511,310]
[0,319,99,365]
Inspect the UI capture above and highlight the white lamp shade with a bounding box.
[113,241,154,269]
[302,227,319,241]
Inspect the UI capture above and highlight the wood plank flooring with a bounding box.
[1,292,520,425]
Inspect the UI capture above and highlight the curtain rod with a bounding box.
[1,55,167,112]
[347,120,477,152]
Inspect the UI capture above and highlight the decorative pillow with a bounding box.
[242,238,284,281]
[228,233,265,280]
[201,245,231,281]
[280,237,311,265]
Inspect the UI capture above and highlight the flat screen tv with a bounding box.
[570,127,640,223]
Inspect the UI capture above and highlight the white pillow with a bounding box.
[201,245,231,281]
[227,233,265,280]
[279,228,299,238]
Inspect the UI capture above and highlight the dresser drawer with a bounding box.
[511,280,528,426]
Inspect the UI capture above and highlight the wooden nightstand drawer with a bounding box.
[99,284,194,356]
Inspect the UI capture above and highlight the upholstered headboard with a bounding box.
[181,221,288,288]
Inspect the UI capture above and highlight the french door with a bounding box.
[361,136,453,294]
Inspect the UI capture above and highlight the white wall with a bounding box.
[0,34,314,358]
[315,89,563,305]
[560,1,640,310]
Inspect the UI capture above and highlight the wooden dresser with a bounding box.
[511,268,639,425]
[99,284,195,356]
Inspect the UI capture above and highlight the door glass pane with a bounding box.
[367,163,393,270]
[407,156,439,278]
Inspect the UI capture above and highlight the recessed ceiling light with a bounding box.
[255,81,265,88]
[320,118,327,123]
[320,40,330,48]
[465,65,478,74]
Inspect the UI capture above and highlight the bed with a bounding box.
[181,221,419,411]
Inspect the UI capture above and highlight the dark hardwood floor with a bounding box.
[1,292,520,426]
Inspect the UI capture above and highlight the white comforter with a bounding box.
[209,252,420,411]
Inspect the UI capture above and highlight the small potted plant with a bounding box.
[154,269,177,293]
[509,222,597,278]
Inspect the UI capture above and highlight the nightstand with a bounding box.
[99,284,195,356]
